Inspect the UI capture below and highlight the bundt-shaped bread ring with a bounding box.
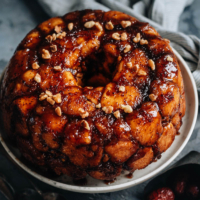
[0,9,185,181]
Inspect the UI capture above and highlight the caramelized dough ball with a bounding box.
[103,10,137,25]
[150,80,180,120]
[105,119,138,164]
[61,87,95,116]
[102,43,118,75]
[172,112,182,131]
[29,108,67,151]
[48,158,87,179]
[94,115,114,138]
[13,96,37,116]
[148,38,172,56]
[113,49,149,83]
[13,96,37,137]
[126,147,154,172]
[62,120,103,168]
[126,102,163,146]
[101,83,142,111]
[155,54,185,97]
[62,71,77,86]
[88,162,122,181]
[5,49,30,81]
[142,25,159,36]
[38,17,65,34]
[179,93,186,117]
[156,123,176,153]
[17,137,45,166]
[19,29,41,49]
[81,39,100,58]
[62,140,102,168]
[83,87,104,104]
[105,140,138,164]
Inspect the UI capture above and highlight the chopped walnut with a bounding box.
[54,66,62,71]
[105,21,114,30]
[112,33,120,40]
[138,69,147,76]
[78,108,89,118]
[135,64,139,71]
[81,112,89,118]
[96,103,101,108]
[149,94,157,101]
[84,21,95,28]
[39,93,48,101]
[124,44,131,53]
[127,62,132,68]
[42,49,51,59]
[121,21,131,28]
[52,33,57,41]
[121,32,127,41]
[95,22,103,31]
[119,86,125,92]
[45,35,53,43]
[34,73,41,83]
[32,62,40,70]
[86,86,93,89]
[57,32,66,39]
[68,23,73,31]
[55,107,62,116]
[140,39,148,45]
[102,106,113,114]
[45,90,53,97]
[114,110,120,119]
[50,45,57,52]
[78,108,84,113]
[61,32,66,38]
[54,25,62,33]
[118,56,122,61]
[121,104,133,113]
[81,120,90,130]
[167,56,173,62]
[148,59,155,70]
[133,33,140,43]
[47,97,55,105]
[53,93,62,103]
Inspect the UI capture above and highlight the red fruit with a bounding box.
[147,187,175,200]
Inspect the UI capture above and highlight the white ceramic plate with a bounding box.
[0,48,198,193]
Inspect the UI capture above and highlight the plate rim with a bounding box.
[0,48,198,193]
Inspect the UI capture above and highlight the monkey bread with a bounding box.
[0,10,185,181]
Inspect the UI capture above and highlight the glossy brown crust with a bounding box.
[0,10,185,181]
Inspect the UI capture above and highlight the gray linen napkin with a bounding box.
[38,0,200,91]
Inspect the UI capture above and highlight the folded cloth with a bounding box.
[38,0,200,91]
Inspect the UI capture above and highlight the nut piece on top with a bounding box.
[121,20,131,28]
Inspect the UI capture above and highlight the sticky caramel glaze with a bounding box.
[0,10,185,181]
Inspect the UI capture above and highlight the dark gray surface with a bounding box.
[0,0,199,199]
